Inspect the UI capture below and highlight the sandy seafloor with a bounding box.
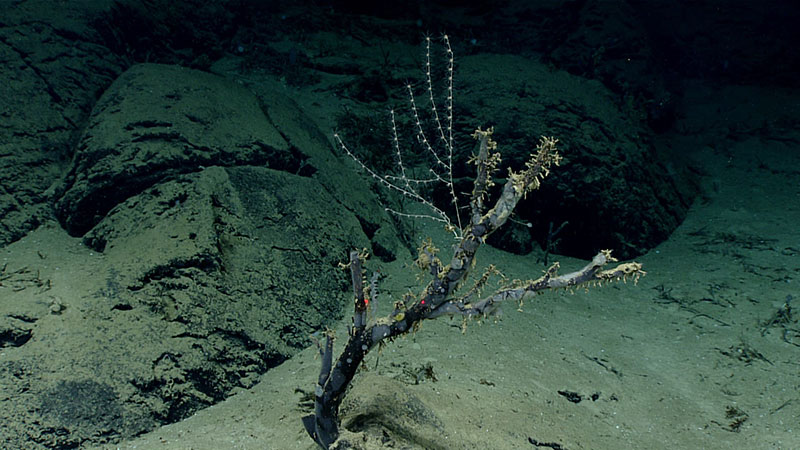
[3,83,798,449]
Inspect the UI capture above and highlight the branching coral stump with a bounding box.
[304,36,644,449]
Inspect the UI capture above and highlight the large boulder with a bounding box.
[54,63,303,236]
[454,53,695,259]
[1,62,404,448]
